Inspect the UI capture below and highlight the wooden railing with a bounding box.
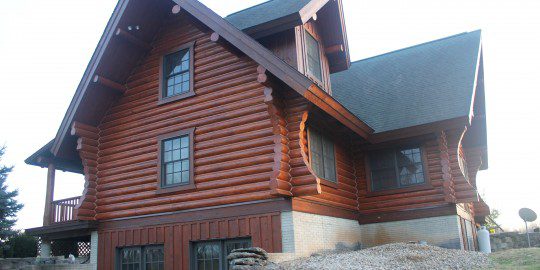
[51,196,80,223]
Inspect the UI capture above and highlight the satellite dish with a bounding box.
[519,208,537,222]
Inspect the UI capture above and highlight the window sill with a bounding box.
[366,183,432,198]
[157,90,196,106]
[155,183,196,195]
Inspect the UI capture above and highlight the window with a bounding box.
[308,128,337,182]
[157,128,195,192]
[192,239,251,270]
[305,30,322,82]
[159,42,195,104]
[117,245,164,270]
[369,147,426,192]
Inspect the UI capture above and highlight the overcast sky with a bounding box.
[0,0,539,231]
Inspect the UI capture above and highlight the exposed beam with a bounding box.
[172,5,181,14]
[210,32,220,42]
[115,28,152,51]
[43,163,55,226]
[93,75,126,94]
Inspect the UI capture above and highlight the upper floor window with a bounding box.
[305,30,322,82]
[159,42,195,105]
[308,128,337,182]
[369,147,426,192]
[117,245,164,270]
[157,128,195,192]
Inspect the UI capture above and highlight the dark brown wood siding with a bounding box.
[355,139,448,215]
[95,15,276,220]
[98,213,282,270]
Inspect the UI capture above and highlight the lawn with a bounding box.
[489,248,540,269]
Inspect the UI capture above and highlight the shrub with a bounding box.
[4,233,38,258]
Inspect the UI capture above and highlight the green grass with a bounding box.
[489,248,540,270]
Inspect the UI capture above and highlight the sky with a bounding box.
[0,0,539,231]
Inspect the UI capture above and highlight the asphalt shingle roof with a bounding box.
[331,30,482,133]
[225,0,311,30]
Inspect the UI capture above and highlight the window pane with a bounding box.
[305,31,322,81]
[143,246,164,270]
[397,148,425,186]
[162,134,191,187]
[322,136,336,182]
[163,48,190,98]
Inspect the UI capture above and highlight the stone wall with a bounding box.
[273,211,362,261]
[490,232,540,251]
[358,215,464,249]
[0,258,94,270]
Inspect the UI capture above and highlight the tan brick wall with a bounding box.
[359,215,463,249]
[279,211,362,258]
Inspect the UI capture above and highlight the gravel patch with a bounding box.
[276,243,491,270]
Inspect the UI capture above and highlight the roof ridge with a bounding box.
[350,30,481,65]
[225,0,274,18]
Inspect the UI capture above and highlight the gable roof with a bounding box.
[46,0,371,162]
[332,30,483,134]
[226,0,312,30]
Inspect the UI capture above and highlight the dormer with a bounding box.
[226,0,350,94]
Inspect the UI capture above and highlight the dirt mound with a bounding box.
[278,243,490,270]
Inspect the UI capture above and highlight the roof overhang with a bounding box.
[44,0,370,165]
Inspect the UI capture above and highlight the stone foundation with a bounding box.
[358,215,463,249]
[274,211,362,261]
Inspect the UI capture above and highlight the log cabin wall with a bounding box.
[355,138,451,222]
[98,212,282,270]
[281,90,359,218]
[446,128,478,202]
[258,29,298,69]
[95,14,277,220]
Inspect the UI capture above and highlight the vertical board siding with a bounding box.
[98,213,282,270]
[95,15,276,220]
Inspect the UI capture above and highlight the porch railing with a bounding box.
[51,196,80,223]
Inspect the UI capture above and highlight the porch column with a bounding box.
[90,231,99,270]
[43,163,55,226]
[40,240,51,258]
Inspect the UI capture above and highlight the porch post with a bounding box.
[43,163,55,226]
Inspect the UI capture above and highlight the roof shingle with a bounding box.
[331,30,482,133]
[225,0,311,30]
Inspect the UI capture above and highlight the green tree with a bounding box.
[485,209,500,229]
[0,146,23,242]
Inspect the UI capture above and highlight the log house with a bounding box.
[25,0,490,268]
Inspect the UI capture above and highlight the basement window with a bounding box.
[159,42,195,105]
[192,238,251,270]
[117,245,164,270]
[157,128,195,193]
[368,147,426,192]
[308,128,337,183]
[305,30,323,83]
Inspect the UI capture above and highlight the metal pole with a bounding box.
[525,221,531,248]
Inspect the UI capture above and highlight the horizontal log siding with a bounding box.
[98,213,281,270]
[447,129,477,202]
[355,139,448,214]
[95,15,274,220]
[282,91,359,215]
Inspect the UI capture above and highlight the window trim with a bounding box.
[116,245,164,270]
[307,127,338,187]
[303,30,324,87]
[365,145,431,197]
[156,128,196,194]
[158,41,196,105]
